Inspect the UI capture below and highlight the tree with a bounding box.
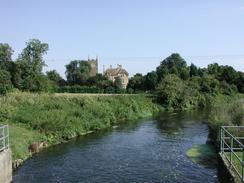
[145,71,158,90]
[46,70,66,87]
[65,60,91,85]
[127,73,145,91]
[156,74,186,109]
[13,39,50,91]
[235,72,244,93]
[207,63,220,76]
[20,39,48,73]
[220,66,238,84]
[0,69,12,94]
[114,76,123,89]
[189,63,198,77]
[200,74,220,94]
[87,74,113,88]
[156,53,189,81]
[0,43,15,81]
[22,74,52,92]
[0,43,13,62]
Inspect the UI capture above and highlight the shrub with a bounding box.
[0,69,12,95]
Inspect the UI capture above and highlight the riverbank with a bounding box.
[208,94,244,148]
[0,92,162,167]
[13,111,219,183]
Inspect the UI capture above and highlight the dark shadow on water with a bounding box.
[155,110,210,135]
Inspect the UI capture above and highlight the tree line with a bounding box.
[0,39,125,94]
[0,39,243,108]
[128,53,244,109]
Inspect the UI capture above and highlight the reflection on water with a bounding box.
[14,111,218,183]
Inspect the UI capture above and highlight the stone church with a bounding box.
[104,64,129,89]
[87,57,98,77]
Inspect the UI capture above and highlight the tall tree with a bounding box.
[156,74,185,109]
[0,69,12,94]
[236,72,244,93]
[145,71,158,90]
[13,39,49,91]
[156,53,189,81]
[65,60,91,85]
[46,70,66,87]
[20,39,49,73]
[189,63,198,77]
[127,73,145,91]
[220,66,238,84]
[0,43,15,79]
[0,43,13,62]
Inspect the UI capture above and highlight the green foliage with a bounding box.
[0,92,161,160]
[156,74,185,109]
[19,39,48,73]
[0,69,12,94]
[189,63,198,77]
[208,96,244,147]
[57,85,104,93]
[200,74,219,93]
[0,39,244,106]
[8,122,45,160]
[87,74,113,88]
[0,43,13,62]
[210,97,244,127]
[46,70,66,88]
[156,53,189,80]
[127,73,145,91]
[236,72,244,93]
[46,70,63,83]
[145,71,158,90]
[114,76,123,89]
[57,85,132,94]
[13,39,50,92]
[65,60,91,85]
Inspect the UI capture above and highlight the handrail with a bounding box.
[222,127,244,149]
[220,126,244,183]
[0,124,9,152]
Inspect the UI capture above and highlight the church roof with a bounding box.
[105,67,129,76]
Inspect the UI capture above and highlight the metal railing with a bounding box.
[0,124,9,152]
[220,126,244,183]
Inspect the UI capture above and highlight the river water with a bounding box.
[13,111,219,183]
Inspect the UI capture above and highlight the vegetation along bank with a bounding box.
[0,92,162,167]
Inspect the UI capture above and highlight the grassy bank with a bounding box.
[0,92,162,162]
[208,94,244,148]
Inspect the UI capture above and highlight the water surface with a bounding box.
[14,111,219,183]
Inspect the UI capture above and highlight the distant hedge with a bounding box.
[56,85,134,94]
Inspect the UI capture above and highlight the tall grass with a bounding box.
[0,92,161,161]
[208,96,244,147]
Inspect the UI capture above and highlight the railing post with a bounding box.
[220,126,224,154]
[221,127,223,154]
[223,127,225,154]
[3,126,5,151]
[7,125,9,149]
[242,148,244,183]
[0,127,2,150]
[230,136,233,167]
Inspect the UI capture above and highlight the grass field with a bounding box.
[223,151,243,179]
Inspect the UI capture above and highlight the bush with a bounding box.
[0,69,12,95]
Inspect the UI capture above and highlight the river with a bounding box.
[13,111,219,183]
